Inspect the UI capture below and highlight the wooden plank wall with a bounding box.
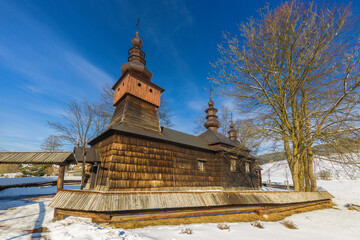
[108,95,161,132]
[91,133,260,191]
[113,74,161,107]
[92,134,223,191]
[221,156,259,189]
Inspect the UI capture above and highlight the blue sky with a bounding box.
[0,0,357,151]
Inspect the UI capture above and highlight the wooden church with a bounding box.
[50,30,334,224]
[84,29,260,191]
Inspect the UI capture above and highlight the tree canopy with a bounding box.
[211,1,360,191]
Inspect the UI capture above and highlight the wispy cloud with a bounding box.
[186,100,207,112]
[64,51,114,89]
[167,0,193,32]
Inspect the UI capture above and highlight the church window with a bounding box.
[230,159,237,172]
[198,160,205,172]
[150,89,153,93]
[138,82,142,87]
[117,88,120,91]
[245,162,250,173]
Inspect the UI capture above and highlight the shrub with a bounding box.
[180,228,192,234]
[282,220,297,229]
[217,223,230,231]
[251,220,264,229]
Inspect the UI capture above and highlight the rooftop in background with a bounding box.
[0,152,76,165]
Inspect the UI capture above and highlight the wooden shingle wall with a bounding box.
[221,155,259,189]
[108,95,161,132]
[91,133,224,191]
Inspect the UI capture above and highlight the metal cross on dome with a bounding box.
[136,18,140,33]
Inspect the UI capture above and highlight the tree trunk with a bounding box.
[307,146,317,191]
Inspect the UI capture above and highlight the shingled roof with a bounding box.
[88,123,239,152]
[199,129,238,147]
[0,152,76,165]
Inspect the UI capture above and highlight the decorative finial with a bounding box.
[204,93,220,132]
[228,113,237,141]
[209,86,213,100]
[136,18,140,37]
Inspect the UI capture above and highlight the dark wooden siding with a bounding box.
[221,155,259,189]
[90,133,259,191]
[108,95,161,132]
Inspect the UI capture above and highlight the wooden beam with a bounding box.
[53,208,65,221]
[56,165,65,192]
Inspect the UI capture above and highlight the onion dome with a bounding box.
[228,119,237,141]
[204,97,220,132]
[121,27,153,81]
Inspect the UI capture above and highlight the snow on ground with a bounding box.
[0,179,359,239]
[0,176,81,187]
[261,157,360,185]
[0,177,58,186]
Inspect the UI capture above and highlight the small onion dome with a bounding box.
[208,98,214,107]
[228,120,237,141]
[124,30,149,73]
[131,31,143,49]
[204,97,220,132]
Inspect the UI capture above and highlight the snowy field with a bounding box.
[261,158,360,185]
[0,179,359,240]
[0,176,81,187]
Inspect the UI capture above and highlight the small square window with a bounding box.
[198,160,205,172]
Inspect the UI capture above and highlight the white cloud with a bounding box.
[64,51,114,89]
[186,100,207,111]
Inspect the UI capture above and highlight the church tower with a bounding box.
[108,28,164,132]
[204,97,220,132]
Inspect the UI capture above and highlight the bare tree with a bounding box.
[40,135,63,152]
[211,1,360,191]
[234,119,264,155]
[193,105,207,135]
[158,97,174,128]
[98,83,115,120]
[48,99,107,147]
[219,104,231,136]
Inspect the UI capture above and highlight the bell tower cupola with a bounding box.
[228,115,237,141]
[204,96,220,133]
[108,21,164,132]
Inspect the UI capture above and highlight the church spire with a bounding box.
[204,94,220,133]
[120,19,152,81]
[228,113,237,141]
[128,19,146,65]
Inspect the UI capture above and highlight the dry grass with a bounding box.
[179,228,192,234]
[251,220,264,229]
[281,220,297,229]
[101,201,334,229]
[217,223,230,230]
